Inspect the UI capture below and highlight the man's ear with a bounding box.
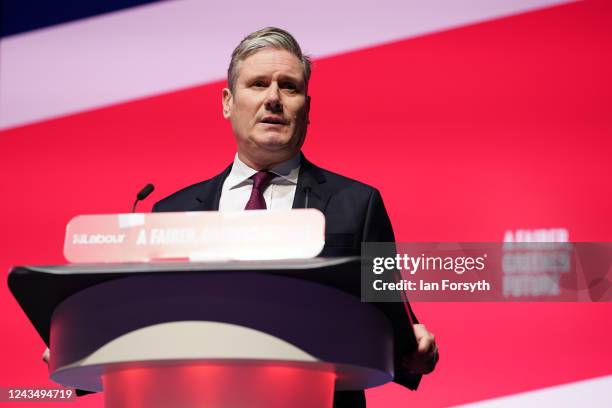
[222,88,233,119]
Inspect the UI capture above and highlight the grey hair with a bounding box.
[227,27,312,91]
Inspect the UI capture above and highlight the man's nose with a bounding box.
[264,82,282,112]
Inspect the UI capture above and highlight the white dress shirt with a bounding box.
[218,153,301,211]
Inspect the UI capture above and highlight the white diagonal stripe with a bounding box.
[0,0,573,130]
[455,375,612,408]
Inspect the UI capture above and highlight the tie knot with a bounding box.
[251,171,275,190]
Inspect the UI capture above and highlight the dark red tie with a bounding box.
[245,171,275,210]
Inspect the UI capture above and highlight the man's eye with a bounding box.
[281,82,297,91]
[252,81,267,88]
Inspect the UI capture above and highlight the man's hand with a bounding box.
[42,347,50,365]
[401,324,439,374]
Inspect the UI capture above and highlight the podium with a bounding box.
[9,257,399,408]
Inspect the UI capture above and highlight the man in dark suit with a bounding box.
[153,27,438,407]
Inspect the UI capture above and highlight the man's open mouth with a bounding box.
[260,116,287,125]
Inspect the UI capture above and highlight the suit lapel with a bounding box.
[292,156,331,213]
[194,164,233,211]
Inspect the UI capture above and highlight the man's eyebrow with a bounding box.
[245,73,301,81]
[243,73,304,87]
[242,74,269,83]
[277,74,305,86]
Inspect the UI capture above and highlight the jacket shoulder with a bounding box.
[316,165,379,197]
[153,164,231,212]
[152,179,212,212]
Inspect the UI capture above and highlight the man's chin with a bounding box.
[251,134,294,152]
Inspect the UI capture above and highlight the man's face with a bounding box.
[222,48,310,168]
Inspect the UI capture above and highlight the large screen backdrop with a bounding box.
[1,1,611,407]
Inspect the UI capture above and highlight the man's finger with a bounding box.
[417,332,435,353]
[412,323,428,339]
[42,348,50,364]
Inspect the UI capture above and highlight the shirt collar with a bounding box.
[225,152,301,189]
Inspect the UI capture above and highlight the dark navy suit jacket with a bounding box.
[153,155,422,391]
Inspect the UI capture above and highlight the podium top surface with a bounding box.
[15,257,357,275]
[8,257,363,345]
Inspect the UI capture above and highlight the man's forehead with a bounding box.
[238,49,304,80]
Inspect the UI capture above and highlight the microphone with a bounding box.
[132,183,155,213]
[302,181,313,209]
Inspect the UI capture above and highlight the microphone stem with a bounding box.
[304,188,310,209]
